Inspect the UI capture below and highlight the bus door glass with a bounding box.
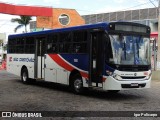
[90,31,104,84]
[35,37,46,79]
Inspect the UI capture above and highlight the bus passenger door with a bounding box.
[35,37,46,79]
[89,31,104,86]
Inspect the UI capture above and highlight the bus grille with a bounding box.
[119,67,148,71]
[121,76,146,79]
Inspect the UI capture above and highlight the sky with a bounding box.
[0,0,158,35]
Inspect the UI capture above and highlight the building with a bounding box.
[0,33,7,61]
[30,7,158,32]
[82,7,158,32]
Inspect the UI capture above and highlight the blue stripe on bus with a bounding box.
[8,22,109,38]
[60,54,89,72]
[60,54,115,76]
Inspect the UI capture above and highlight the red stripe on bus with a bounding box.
[49,54,74,71]
[48,54,106,81]
[48,54,89,78]
[103,77,106,82]
[80,72,88,78]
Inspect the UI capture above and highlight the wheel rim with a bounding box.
[22,72,27,82]
[74,79,82,91]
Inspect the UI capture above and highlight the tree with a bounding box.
[11,15,32,33]
[2,44,7,51]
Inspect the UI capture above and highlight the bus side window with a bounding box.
[8,38,16,53]
[25,37,35,54]
[16,38,25,53]
[59,43,65,53]
[59,32,72,53]
[73,43,87,53]
[73,31,87,53]
[47,34,58,53]
[73,43,81,53]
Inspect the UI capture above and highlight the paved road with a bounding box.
[0,70,160,120]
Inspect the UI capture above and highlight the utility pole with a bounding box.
[156,0,160,71]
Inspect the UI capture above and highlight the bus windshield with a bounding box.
[108,34,150,65]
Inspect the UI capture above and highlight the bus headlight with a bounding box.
[106,70,122,80]
[112,73,122,80]
[106,70,113,76]
[145,72,152,80]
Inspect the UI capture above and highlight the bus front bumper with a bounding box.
[103,76,151,90]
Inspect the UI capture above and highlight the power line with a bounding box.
[149,0,157,7]
[76,0,157,15]
[122,0,157,11]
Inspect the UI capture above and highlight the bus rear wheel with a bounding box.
[71,74,84,94]
[21,68,29,84]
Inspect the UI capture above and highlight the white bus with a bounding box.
[7,22,151,94]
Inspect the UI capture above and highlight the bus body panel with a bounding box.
[103,70,151,90]
[103,76,151,90]
[45,68,57,83]
[44,54,90,85]
[44,54,70,84]
[7,54,34,78]
[37,56,45,79]
[57,69,68,84]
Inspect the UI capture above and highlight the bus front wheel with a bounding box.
[21,68,29,84]
[71,74,84,94]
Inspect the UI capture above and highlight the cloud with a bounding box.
[113,0,127,3]
[113,0,149,4]
[0,0,24,4]
[43,0,61,5]
[0,14,30,34]
[136,0,148,4]
[95,6,126,14]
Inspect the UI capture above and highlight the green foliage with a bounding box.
[11,15,32,33]
[2,44,7,51]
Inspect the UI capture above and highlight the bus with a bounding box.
[7,22,151,94]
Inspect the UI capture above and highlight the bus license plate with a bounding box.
[131,83,138,87]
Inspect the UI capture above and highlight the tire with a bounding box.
[71,74,84,94]
[21,68,29,84]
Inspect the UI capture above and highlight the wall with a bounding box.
[36,8,85,29]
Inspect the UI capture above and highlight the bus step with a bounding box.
[91,83,103,87]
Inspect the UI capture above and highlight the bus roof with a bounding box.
[8,22,109,38]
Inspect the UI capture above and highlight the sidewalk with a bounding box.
[0,70,20,81]
[0,64,2,70]
[152,70,160,80]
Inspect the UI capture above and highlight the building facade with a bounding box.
[30,7,158,32]
[0,33,6,61]
[82,7,158,32]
